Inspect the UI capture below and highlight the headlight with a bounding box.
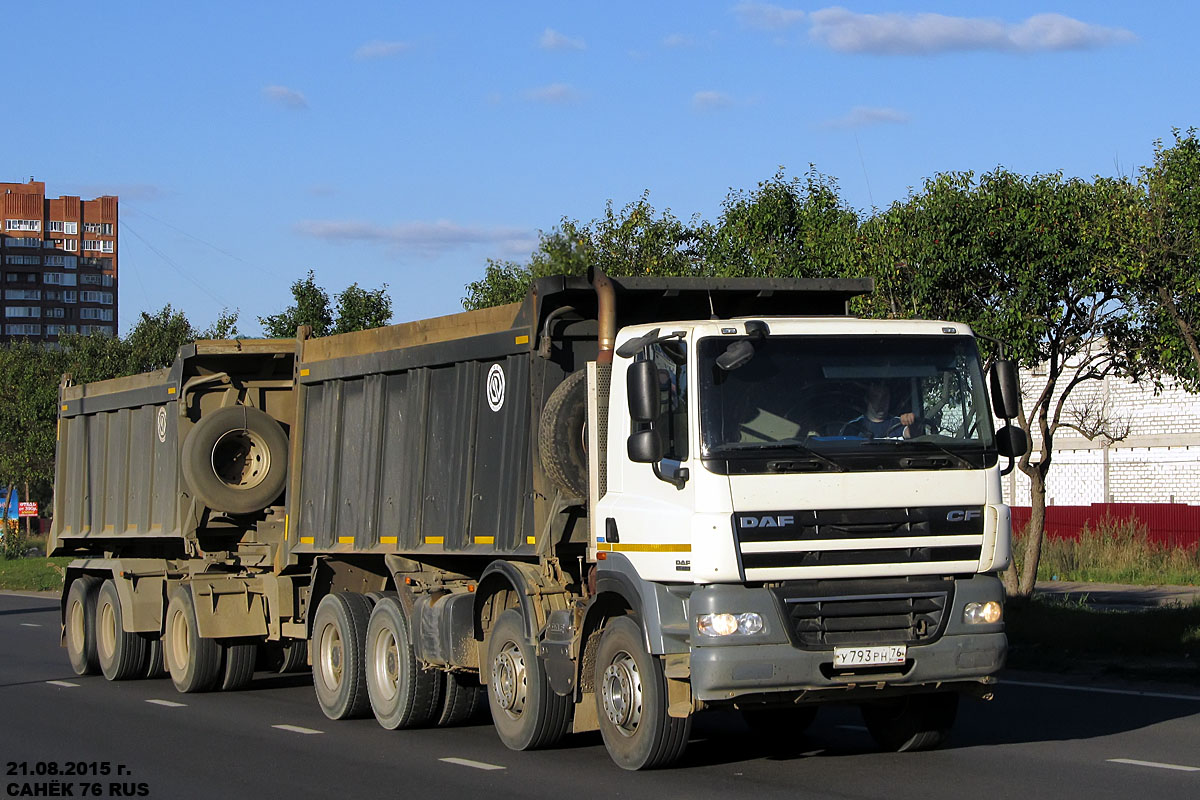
[696,612,764,637]
[963,601,1003,625]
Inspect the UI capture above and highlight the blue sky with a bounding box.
[5,2,1193,335]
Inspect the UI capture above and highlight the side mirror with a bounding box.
[627,429,664,463]
[989,360,1021,419]
[627,360,660,423]
[995,423,1030,459]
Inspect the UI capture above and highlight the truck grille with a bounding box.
[734,506,984,581]
[771,579,952,648]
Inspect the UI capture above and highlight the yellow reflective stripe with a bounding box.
[284,515,289,541]
[300,368,310,377]
[474,536,495,544]
[425,536,444,545]
[597,543,692,553]
[299,536,314,544]
[526,536,536,545]
[515,335,530,345]
[167,387,177,395]
[380,536,398,544]
[338,536,354,544]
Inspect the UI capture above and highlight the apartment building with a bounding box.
[1,179,117,342]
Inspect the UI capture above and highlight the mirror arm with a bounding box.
[653,461,689,489]
[1000,454,1016,477]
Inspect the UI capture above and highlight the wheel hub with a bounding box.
[601,652,643,736]
[491,642,527,717]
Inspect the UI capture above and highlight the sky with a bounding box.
[4,2,1195,336]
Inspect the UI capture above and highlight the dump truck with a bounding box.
[51,271,1028,770]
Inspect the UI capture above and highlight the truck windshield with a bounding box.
[697,335,997,473]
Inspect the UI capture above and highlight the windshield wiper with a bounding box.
[858,438,978,469]
[707,440,847,472]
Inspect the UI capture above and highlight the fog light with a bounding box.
[697,612,763,637]
[963,601,1003,625]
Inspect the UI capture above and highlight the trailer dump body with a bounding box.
[51,272,1023,770]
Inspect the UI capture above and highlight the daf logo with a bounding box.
[946,509,982,523]
[740,515,795,528]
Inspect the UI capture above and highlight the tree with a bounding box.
[260,271,334,338]
[124,305,200,374]
[862,169,1146,598]
[199,308,242,340]
[0,341,68,531]
[332,283,392,334]
[1128,129,1200,389]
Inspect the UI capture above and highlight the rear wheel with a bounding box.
[220,641,257,691]
[65,575,102,676]
[365,596,443,729]
[96,579,148,681]
[595,616,691,770]
[487,609,573,750]
[439,672,487,726]
[164,587,222,693]
[143,635,167,679]
[861,692,958,752]
[312,593,373,720]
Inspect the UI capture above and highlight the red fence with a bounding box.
[1010,504,1200,550]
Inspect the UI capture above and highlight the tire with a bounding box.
[439,672,487,726]
[260,638,309,674]
[365,596,443,729]
[538,370,588,499]
[96,579,149,681]
[861,692,959,752]
[487,609,573,750]
[220,641,257,691]
[143,635,168,679]
[741,706,818,742]
[312,592,373,720]
[595,616,691,770]
[164,587,222,693]
[65,575,102,676]
[181,405,288,514]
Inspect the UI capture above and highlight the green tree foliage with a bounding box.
[1129,129,1200,390]
[0,341,66,495]
[260,270,392,337]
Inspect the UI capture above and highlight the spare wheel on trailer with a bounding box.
[182,405,288,514]
[538,370,588,499]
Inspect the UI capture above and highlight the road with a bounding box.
[2,592,1198,800]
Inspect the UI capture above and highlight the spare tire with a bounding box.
[539,370,588,499]
[182,405,288,514]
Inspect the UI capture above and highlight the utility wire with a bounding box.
[119,220,231,309]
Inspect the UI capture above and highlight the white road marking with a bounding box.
[272,724,323,735]
[1001,679,1200,703]
[800,749,826,757]
[46,680,79,687]
[20,623,42,627]
[439,757,506,771]
[837,724,868,732]
[146,699,186,708]
[1107,758,1200,773]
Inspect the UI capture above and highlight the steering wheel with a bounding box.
[886,418,936,438]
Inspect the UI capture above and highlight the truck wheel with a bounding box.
[487,609,573,750]
[312,592,373,720]
[595,616,691,770]
[220,641,257,691]
[365,596,443,729]
[438,672,487,726]
[96,579,149,681]
[181,405,288,515]
[538,370,588,499]
[164,587,222,693]
[143,635,168,679]
[861,692,958,752]
[65,575,102,676]
[261,638,309,674]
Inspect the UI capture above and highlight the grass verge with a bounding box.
[1006,596,1200,681]
[1015,515,1200,586]
[0,556,70,592]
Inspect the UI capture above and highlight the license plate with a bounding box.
[833,645,907,667]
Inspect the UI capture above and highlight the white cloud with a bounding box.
[734,2,805,31]
[821,106,911,129]
[262,85,308,110]
[693,90,734,111]
[540,28,586,51]
[523,83,580,104]
[295,219,536,258]
[354,40,411,60]
[663,33,697,48]
[808,8,1136,55]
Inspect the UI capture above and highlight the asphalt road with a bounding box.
[3,592,1199,800]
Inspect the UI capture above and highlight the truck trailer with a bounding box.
[51,271,1027,770]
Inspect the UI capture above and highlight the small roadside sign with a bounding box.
[18,502,37,517]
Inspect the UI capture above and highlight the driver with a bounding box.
[843,382,915,439]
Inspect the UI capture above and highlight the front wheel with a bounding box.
[861,692,958,752]
[595,616,690,770]
[487,609,572,750]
